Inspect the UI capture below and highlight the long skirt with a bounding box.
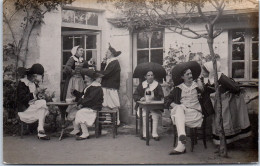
[212,92,251,145]
[171,105,203,128]
[66,75,85,100]
[66,75,85,118]
[75,108,97,126]
[18,100,49,124]
[102,88,120,108]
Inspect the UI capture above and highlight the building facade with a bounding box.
[3,0,259,124]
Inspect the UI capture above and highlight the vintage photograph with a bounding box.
[3,0,259,164]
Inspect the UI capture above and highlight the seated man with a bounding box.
[164,61,204,155]
[70,69,104,140]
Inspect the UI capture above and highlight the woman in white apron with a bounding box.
[201,61,251,145]
[61,46,89,129]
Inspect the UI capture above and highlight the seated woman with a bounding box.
[201,61,251,145]
[133,71,164,141]
[164,61,204,155]
[17,64,50,140]
[70,69,104,140]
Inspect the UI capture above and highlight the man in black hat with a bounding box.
[100,43,121,125]
[17,63,50,140]
[70,69,104,140]
[164,61,204,155]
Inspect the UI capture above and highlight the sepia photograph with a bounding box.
[2,0,259,164]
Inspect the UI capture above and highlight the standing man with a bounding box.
[100,43,121,125]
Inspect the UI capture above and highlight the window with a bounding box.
[133,31,164,67]
[133,30,164,85]
[62,9,99,26]
[61,32,100,81]
[229,29,258,81]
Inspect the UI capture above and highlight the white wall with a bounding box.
[164,23,229,75]
[39,8,62,96]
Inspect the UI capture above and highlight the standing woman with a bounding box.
[61,46,89,124]
[100,44,121,125]
[201,61,251,145]
[61,45,88,102]
[17,64,50,140]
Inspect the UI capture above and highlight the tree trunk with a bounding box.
[17,21,35,67]
[207,25,228,157]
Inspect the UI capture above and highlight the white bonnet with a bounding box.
[203,61,221,73]
[71,45,80,56]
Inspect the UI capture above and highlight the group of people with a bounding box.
[17,44,122,140]
[134,60,251,155]
[16,44,251,155]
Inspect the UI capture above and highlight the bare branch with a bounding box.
[209,0,217,9]
[205,24,209,33]
[213,0,220,6]
[213,28,223,38]
[211,0,225,25]
[3,12,17,47]
[195,2,210,23]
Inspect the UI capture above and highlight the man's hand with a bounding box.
[197,78,204,91]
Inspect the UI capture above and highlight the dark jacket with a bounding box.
[16,81,35,112]
[60,57,88,101]
[133,82,164,110]
[164,86,214,117]
[100,60,121,90]
[73,85,104,111]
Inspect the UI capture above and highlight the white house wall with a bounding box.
[164,25,229,75]
[39,8,62,96]
[103,19,133,122]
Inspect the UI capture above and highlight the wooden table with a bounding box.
[137,100,164,145]
[47,101,77,141]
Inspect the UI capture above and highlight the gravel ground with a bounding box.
[3,125,258,164]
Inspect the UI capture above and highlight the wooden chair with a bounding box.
[172,116,207,152]
[95,109,117,138]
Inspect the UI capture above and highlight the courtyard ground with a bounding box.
[3,124,258,165]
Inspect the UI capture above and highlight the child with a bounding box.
[133,71,164,141]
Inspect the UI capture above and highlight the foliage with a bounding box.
[3,0,73,66]
[3,80,17,109]
[13,0,74,25]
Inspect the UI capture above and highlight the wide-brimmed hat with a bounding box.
[81,69,104,80]
[133,62,166,81]
[27,63,44,76]
[108,43,121,57]
[171,61,201,86]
